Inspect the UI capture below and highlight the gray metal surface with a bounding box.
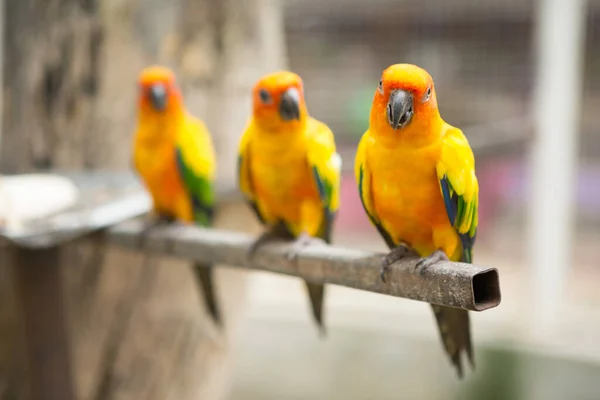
[0,171,150,248]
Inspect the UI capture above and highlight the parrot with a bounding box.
[238,71,342,334]
[132,65,222,326]
[354,64,478,377]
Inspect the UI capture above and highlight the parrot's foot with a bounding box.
[140,214,176,238]
[414,249,448,273]
[247,225,291,261]
[285,232,326,261]
[380,244,411,283]
[247,231,276,260]
[144,213,175,227]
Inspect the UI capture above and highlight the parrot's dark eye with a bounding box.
[259,89,272,104]
[423,86,432,102]
[378,79,384,94]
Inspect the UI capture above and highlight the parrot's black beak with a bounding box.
[279,87,301,121]
[149,84,167,111]
[387,89,414,130]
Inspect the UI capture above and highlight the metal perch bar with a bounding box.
[109,220,501,312]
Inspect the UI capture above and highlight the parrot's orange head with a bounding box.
[252,71,308,131]
[371,64,441,145]
[137,66,183,114]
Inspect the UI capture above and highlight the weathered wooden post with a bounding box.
[9,246,75,400]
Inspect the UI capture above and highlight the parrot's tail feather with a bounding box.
[305,281,326,336]
[193,263,221,327]
[430,304,473,379]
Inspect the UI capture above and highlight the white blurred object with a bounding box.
[529,0,587,330]
[0,174,79,232]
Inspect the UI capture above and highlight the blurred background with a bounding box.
[1,0,599,399]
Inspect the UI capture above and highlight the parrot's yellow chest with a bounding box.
[248,137,319,226]
[369,143,459,257]
[133,135,187,218]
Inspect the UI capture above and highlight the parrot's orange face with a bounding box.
[252,71,308,131]
[370,64,441,146]
[137,66,183,115]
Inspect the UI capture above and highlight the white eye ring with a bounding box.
[378,79,384,94]
[422,86,432,102]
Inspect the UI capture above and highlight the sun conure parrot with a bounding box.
[238,71,342,334]
[355,64,479,377]
[132,65,222,326]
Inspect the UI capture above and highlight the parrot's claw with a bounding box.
[140,214,175,241]
[414,249,448,274]
[247,224,294,262]
[247,231,279,262]
[143,214,175,230]
[285,233,326,261]
[380,244,411,283]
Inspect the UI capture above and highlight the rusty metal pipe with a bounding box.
[108,220,501,312]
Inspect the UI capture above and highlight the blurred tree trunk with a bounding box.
[1,0,103,172]
[0,0,287,398]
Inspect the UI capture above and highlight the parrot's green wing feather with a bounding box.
[307,119,342,243]
[176,148,214,226]
[175,117,216,227]
[355,132,396,249]
[437,127,479,263]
